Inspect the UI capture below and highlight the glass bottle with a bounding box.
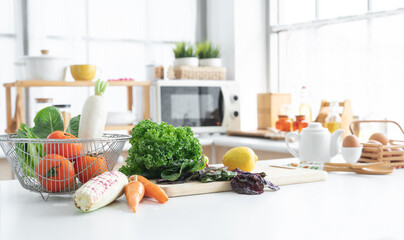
[293,115,309,133]
[325,101,341,133]
[280,104,293,124]
[299,86,312,122]
[276,115,292,132]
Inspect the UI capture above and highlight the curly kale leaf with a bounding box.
[119,120,205,180]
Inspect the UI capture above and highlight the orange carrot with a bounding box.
[129,175,169,203]
[125,176,145,213]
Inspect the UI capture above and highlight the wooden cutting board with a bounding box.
[226,129,287,140]
[157,163,327,197]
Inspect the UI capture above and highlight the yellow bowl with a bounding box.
[70,65,97,81]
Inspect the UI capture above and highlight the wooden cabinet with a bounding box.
[3,80,152,133]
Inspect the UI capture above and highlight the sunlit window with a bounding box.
[269,0,404,129]
[0,0,17,133]
[11,0,198,126]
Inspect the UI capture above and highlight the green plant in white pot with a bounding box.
[173,42,198,67]
[196,40,222,67]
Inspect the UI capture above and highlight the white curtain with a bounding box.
[0,0,20,134]
[273,0,404,139]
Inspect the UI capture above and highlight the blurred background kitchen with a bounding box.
[2,0,404,178]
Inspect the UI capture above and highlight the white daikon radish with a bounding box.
[78,79,108,139]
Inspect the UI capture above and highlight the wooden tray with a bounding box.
[226,129,288,140]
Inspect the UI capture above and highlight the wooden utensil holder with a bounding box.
[257,93,291,129]
[349,120,404,168]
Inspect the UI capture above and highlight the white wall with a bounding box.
[206,0,235,80]
[207,0,268,130]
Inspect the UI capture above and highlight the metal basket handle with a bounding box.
[349,120,404,136]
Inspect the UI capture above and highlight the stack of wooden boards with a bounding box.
[359,140,404,168]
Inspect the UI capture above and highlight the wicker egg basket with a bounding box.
[350,120,404,168]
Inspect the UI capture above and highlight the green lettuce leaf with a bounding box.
[67,115,80,137]
[161,157,207,181]
[16,123,44,178]
[32,106,64,138]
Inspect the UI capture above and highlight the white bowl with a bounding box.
[106,111,135,126]
[341,146,363,163]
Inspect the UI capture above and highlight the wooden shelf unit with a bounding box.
[4,80,152,134]
[104,125,136,131]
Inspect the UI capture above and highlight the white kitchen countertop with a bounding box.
[1,158,403,240]
[121,134,292,153]
[198,135,293,153]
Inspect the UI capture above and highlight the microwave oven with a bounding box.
[150,80,240,134]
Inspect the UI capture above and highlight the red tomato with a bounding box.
[35,154,75,192]
[44,131,83,160]
[74,154,108,183]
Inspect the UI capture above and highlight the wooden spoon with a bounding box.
[323,162,394,175]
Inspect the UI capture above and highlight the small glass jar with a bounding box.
[293,115,309,133]
[53,104,71,131]
[276,115,292,132]
[35,98,53,114]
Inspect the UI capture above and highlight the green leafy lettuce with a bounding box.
[15,106,65,177]
[67,115,81,137]
[119,120,206,180]
[16,123,45,178]
[32,106,65,138]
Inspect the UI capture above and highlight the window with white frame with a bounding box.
[269,0,404,132]
[27,0,197,80]
[0,0,19,134]
[0,0,198,132]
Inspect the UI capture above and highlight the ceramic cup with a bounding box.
[70,65,97,81]
[341,146,363,163]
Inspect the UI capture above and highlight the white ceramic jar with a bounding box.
[15,50,69,81]
[199,58,222,67]
[174,57,199,67]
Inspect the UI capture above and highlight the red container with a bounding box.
[276,115,292,132]
[293,115,308,132]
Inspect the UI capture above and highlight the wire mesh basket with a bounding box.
[0,133,131,199]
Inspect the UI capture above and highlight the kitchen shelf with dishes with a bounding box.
[4,80,152,134]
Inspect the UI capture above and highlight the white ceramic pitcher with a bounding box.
[285,123,344,162]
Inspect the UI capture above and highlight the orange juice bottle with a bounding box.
[325,101,341,133]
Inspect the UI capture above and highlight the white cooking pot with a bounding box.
[15,50,69,81]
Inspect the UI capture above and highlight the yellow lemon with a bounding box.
[222,147,258,172]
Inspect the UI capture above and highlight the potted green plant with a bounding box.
[173,42,198,67]
[196,40,222,67]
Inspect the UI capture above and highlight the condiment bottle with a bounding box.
[276,115,292,132]
[293,115,308,133]
[299,86,312,122]
[53,104,71,131]
[325,101,341,133]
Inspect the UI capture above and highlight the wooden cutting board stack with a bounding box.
[157,163,328,197]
